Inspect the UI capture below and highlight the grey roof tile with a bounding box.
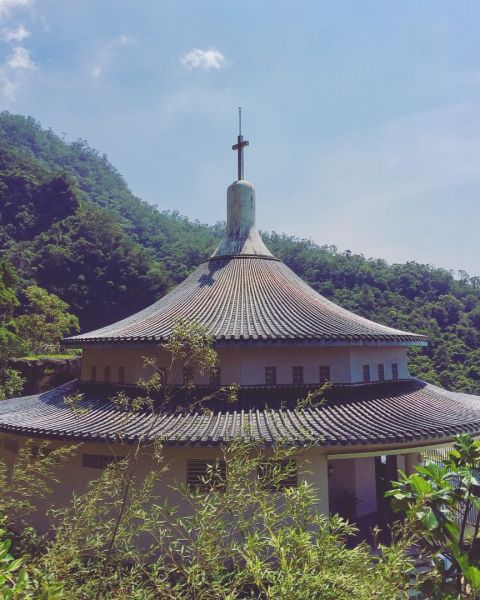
[64,257,426,346]
[1,380,479,447]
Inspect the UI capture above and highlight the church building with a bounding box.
[2,124,480,526]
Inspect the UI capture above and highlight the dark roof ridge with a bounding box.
[202,254,281,263]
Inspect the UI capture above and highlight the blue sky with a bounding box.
[1,1,480,275]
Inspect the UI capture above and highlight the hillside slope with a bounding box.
[1,111,479,394]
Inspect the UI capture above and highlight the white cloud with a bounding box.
[2,23,29,41]
[0,0,34,101]
[91,34,134,79]
[180,48,226,71]
[0,0,31,19]
[0,73,17,99]
[0,44,35,100]
[6,45,35,69]
[291,102,480,271]
[118,34,133,45]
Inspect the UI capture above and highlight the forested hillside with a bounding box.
[1,111,480,394]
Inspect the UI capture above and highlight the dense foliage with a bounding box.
[388,435,480,598]
[0,440,414,600]
[1,111,479,393]
[0,262,78,399]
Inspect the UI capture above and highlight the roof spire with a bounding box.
[232,107,249,180]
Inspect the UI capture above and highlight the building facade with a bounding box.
[2,133,480,528]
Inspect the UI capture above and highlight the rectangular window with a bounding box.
[90,365,97,382]
[392,363,399,381]
[82,454,124,469]
[183,367,194,385]
[4,438,18,453]
[265,366,277,385]
[118,366,125,384]
[319,365,331,384]
[378,364,385,382]
[104,366,110,383]
[209,367,221,386]
[292,366,304,385]
[363,365,371,383]
[258,459,298,491]
[187,459,226,491]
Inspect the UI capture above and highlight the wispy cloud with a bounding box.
[180,48,226,71]
[0,0,31,19]
[91,34,134,79]
[1,44,35,99]
[2,23,28,41]
[6,44,34,69]
[295,102,480,269]
[0,73,16,99]
[0,0,35,100]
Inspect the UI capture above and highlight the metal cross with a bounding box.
[232,107,249,180]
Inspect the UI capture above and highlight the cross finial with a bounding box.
[232,107,249,180]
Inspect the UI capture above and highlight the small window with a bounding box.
[118,366,125,384]
[258,459,298,491]
[82,454,124,469]
[209,367,221,386]
[104,366,111,383]
[91,365,97,383]
[187,460,226,491]
[319,365,331,384]
[4,438,18,453]
[362,365,371,383]
[392,363,399,381]
[183,367,194,385]
[378,364,385,382]
[265,366,277,385]
[292,366,304,385]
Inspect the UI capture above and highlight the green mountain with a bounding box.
[1,111,480,394]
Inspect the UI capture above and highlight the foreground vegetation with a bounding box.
[0,441,412,600]
[3,434,480,599]
[0,321,410,599]
[1,322,480,598]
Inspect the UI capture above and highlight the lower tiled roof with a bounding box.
[1,380,480,448]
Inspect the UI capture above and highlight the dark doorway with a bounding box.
[375,455,397,516]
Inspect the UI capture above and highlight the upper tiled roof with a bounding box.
[1,380,478,447]
[64,256,426,346]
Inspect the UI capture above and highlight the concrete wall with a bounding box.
[0,434,331,533]
[404,451,423,475]
[354,457,377,517]
[349,347,408,383]
[328,457,378,518]
[80,345,410,387]
[298,450,329,515]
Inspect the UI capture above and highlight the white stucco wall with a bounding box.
[298,450,329,515]
[219,346,351,385]
[349,347,409,383]
[80,344,410,387]
[354,457,377,517]
[328,457,378,518]
[0,435,332,533]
